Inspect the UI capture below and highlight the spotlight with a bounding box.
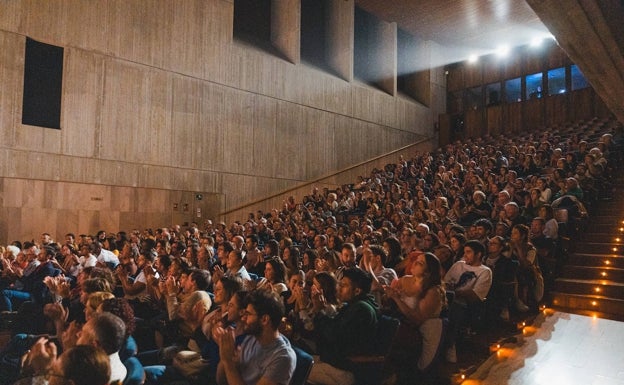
[468,54,478,64]
[530,37,543,47]
[496,45,510,58]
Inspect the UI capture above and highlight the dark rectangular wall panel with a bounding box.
[22,37,64,129]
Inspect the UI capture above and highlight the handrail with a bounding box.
[219,135,434,217]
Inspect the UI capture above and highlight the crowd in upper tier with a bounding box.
[1,116,622,385]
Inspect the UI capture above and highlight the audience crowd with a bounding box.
[0,116,622,385]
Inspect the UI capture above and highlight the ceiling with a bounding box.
[356,0,551,55]
[356,0,624,124]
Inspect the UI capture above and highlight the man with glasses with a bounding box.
[215,290,295,385]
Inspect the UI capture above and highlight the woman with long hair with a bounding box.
[384,252,446,373]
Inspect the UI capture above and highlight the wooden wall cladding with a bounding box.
[522,98,544,130]
[545,94,568,127]
[0,177,223,243]
[570,88,594,122]
[0,0,437,231]
[463,62,483,88]
[464,109,484,138]
[486,106,503,136]
[504,102,523,134]
[482,56,502,85]
[446,64,464,92]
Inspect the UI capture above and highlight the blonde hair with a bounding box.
[86,291,115,313]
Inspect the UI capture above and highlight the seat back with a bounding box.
[289,346,314,385]
[123,356,146,385]
[374,315,400,356]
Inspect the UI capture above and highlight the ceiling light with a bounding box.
[468,54,478,64]
[496,45,510,58]
[530,37,543,47]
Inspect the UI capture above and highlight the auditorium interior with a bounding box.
[1,1,624,384]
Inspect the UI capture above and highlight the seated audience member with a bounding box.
[444,240,492,363]
[63,312,129,384]
[256,257,289,296]
[1,246,57,313]
[384,252,446,374]
[215,289,296,385]
[510,224,540,311]
[19,341,110,385]
[538,204,559,240]
[201,276,244,346]
[360,245,398,305]
[483,236,519,321]
[99,297,139,361]
[308,268,379,385]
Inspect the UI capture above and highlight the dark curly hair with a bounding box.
[99,297,136,337]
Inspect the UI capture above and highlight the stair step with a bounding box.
[550,292,624,320]
[575,242,624,254]
[561,265,624,280]
[586,216,624,225]
[581,223,624,234]
[566,253,624,268]
[579,233,624,243]
[554,278,624,300]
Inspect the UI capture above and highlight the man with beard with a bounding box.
[215,290,295,385]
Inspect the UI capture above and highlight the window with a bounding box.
[547,67,566,95]
[505,77,522,103]
[485,83,501,106]
[22,38,63,129]
[571,65,589,90]
[354,6,378,86]
[300,0,328,69]
[465,86,483,110]
[233,0,271,46]
[397,28,416,96]
[526,72,543,100]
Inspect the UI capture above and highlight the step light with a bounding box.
[594,287,601,293]
[601,271,608,277]
[591,301,598,306]
[604,260,611,265]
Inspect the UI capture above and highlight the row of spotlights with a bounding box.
[466,36,554,64]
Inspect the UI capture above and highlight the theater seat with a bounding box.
[289,346,314,385]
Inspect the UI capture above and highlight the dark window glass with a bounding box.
[301,0,328,69]
[505,77,522,103]
[485,83,501,106]
[571,65,589,90]
[233,0,271,45]
[547,67,566,95]
[22,38,63,129]
[465,86,483,109]
[526,72,543,99]
[354,6,378,85]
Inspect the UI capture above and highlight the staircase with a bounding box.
[550,181,624,321]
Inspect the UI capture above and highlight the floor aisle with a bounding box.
[468,312,624,385]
